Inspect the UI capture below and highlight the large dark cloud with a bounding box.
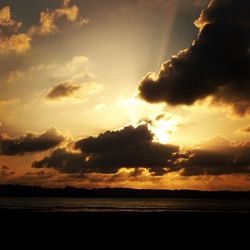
[33,124,180,175]
[76,124,179,174]
[0,127,64,155]
[32,126,250,177]
[75,124,152,153]
[139,0,250,116]
[180,137,250,176]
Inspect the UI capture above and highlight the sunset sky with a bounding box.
[0,0,249,190]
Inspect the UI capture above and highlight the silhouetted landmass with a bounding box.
[0,184,250,199]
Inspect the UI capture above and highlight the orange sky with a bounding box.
[0,0,250,190]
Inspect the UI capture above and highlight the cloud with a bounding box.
[0,6,31,54]
[75,124,153,153]
[140,0,208,7]
[43,56,100,102]
[179,136,250,176]
[2,165,8,170]
[0,127,64,155]
[53,56,95,82]
[33,124,180,175]
[46,81,102,101]
[46,82,81,99]
[238,125,250,134]
[138,0,250,116]
[0,99,19,108]
[31,125,250,177]
[0,6,21,30]
[0,33,31,54]
[7,70,24,83]
[0,1,88,54]
[1,165,15,177]
[0,170,57,186]
[33,148,84,174]
[75,124,179,175]
[31,0,88,36]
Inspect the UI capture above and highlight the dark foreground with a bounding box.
[1,209,250,243]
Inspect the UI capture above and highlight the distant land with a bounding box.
[0,185,250,199]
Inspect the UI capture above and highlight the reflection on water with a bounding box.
[1,197,250,212]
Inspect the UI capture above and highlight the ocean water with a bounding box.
[0,197,250,212]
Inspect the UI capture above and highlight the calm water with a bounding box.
[1,197,250,212]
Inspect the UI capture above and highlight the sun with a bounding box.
[150,117,179,144]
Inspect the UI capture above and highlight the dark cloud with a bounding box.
[33,124,179,175]
[46,82,81,100]
[32,148,84,174]
[0,127,64,155]
[76,124,179,175]
[75,124,152,153]
[245,127,250,133]
[2,165,8,170]
[138,0,250,116]
[32,126,250,177]
[1,170,56,186]
[180,137,250,176]
[1,165,15,177]
[239,125,250,133]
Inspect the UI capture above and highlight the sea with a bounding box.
[0,197,250,212]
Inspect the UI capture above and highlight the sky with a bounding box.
[0,0,250,190]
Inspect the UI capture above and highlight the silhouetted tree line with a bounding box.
[0,184,250,199]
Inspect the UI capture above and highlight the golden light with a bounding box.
[150,116,180,144]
